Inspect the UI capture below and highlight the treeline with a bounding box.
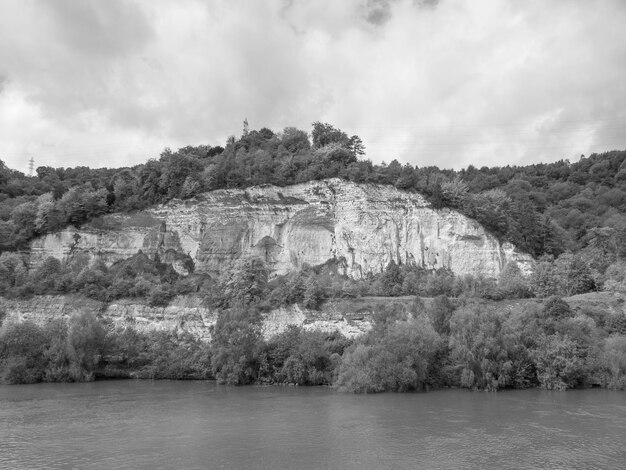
[2,123,626,262]
[5,293,625,392]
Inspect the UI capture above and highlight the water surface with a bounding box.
[1,382,624,469]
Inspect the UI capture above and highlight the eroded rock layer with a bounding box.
[0,295,373,340]
[29,179,533,277]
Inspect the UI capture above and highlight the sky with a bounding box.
[1,0,625,173]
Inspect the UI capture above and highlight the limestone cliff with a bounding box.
[0,295,373,340]
[4,293,626,343]
[28,179,533,277]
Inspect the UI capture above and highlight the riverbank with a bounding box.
[2,293,626,391]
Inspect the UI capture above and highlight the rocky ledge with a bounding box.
[0,295,376,341]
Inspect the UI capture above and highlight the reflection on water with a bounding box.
[1,381,625,469]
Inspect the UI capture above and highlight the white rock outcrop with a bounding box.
[29,179,533,277]
[0,295,372,340]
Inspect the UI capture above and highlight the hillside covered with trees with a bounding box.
[1,123,626,392]
[2,123,626,257]
[2,121,626,296]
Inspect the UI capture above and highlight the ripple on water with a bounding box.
[0,384,625,470]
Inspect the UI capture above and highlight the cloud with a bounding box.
[0,0,625,172]
[363,0,393,26]
[40,0,154,58]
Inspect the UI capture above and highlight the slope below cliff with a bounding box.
[3,293,624,343]
[28,179,533,278]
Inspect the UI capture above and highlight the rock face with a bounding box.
[29,179,533,277]
[0,295,373,340]
[4,292,626,343]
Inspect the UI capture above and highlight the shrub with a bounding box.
[147,286,175,307]
[67,312,106,376]
[282,356,307,385]
[534,333,587,390]
[210,307,263,384]
[335,315,440,393]
[0,321,48,384]
[600,335,626,389]
[264,326,348,385]
[449,306,510,390]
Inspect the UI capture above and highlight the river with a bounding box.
[1,381,625,469]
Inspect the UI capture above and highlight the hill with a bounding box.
[1,123,626,391]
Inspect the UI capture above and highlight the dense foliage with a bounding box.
[0,312,212,383]
[0,250,207,303]
[1,245,620,310]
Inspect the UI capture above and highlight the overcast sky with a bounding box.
[1,0,625,173]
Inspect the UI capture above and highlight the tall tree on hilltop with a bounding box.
[311,122,350,149]
[348,135,365,157]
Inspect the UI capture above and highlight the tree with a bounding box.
[335,315,440,393]
[530,256,558,297]
[498,261,531,298]
[302,277,324,309]
[281,127,311,154]
[600,335,626,389]
[0,252,27,292]
[534,333,587,390]
[448,303,522,391]
[380,260,402,296]
[429,295,455,336]
[430,181,444,210]
[10,201,37,245]
[542,296,572,321]
[554,253,595,296]
[311,122,350,149]
[440,177,469,208]
[0,321,48,384]
[110,169,141,210]
[210,307,263,385]
[159,152,204,199]
[218,258,268,308]
[58,185,108,227]
[67,312,106,377]
[348,135,365,156]
[207,146,225,157]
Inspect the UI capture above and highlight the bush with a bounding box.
[263,326,349,385]
[67,312,106,376]
[1,357,42,384]
[282,356,307,385]
[210,307,263,384]
[335,345,404,393]
[135,331,212,380]
[0,314,213,383]
[449,306,506,390]
[0,321,48,384]
[534,334,587,390]
[147,286,175,307]
[335,315,440,393]
[598,335,626,389]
